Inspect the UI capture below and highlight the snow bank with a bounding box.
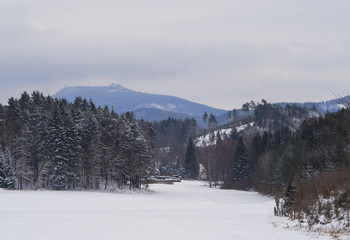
[274,194,350,239]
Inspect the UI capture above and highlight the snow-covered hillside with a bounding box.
[0,181,337,240]
[196,123,254,147]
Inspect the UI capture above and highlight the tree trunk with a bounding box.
[105,173,108,190]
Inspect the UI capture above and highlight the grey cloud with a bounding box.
[1,0,350,109]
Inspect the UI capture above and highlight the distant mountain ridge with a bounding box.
[54,84,227,121]
[54,84,348,122]
[214,96,347,126]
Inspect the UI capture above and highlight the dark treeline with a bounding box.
[140,117,197,176]
[146,117,197,148]
[0,91,154,190]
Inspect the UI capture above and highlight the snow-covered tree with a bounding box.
[49,103,69,190]
[0,149,16,189]
[0,92,155,190]
[120,112,154,189]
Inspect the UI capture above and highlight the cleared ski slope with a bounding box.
[0,181,330,240]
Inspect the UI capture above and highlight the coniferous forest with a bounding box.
[0,91,154,190]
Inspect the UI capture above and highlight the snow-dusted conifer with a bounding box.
[49,102,69,190]
[120,112,154,189]
[0,149,16,189]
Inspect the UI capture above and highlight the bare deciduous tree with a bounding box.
[334,92,350,109]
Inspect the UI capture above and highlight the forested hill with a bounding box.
[0,91,155,190]
[194,101,350,229]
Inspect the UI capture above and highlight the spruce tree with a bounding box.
[232,136,250,182]
[184,137,198,178]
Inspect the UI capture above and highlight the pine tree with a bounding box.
[282,184,296,217]
[242,103,250,115]
[10,92,34,189]
[0,91,156,190]
[181,118,197,145]
[31,106,52,188]
[208,114,217,129]
[232,109,238,123]
[203,112,208,123]
[230,127,239,140]
[0,149,16,189]
[203,112,208,133]
[232,136,251,183]
[120,112,154,189]
[184,137,198,178]
[249,101,256,111]
[96,106,121,189]
[64,112,79,189]
[227,111,232,123]
[50,102,69,190]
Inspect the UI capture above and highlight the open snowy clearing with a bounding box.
[0,181,335,240]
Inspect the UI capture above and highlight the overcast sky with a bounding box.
[1,0,350,110]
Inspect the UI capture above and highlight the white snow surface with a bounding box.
[0,181,333,240]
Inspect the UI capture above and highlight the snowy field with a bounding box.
[0,181,336,240]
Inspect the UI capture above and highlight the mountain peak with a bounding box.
[108,83,133,93]
[110,83,122,87]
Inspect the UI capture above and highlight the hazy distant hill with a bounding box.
[214,97,348,126]
[277,97,346,114]
[54,84,226,121]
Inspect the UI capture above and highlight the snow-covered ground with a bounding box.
[195,128,233,147]
[0,181,340,240]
